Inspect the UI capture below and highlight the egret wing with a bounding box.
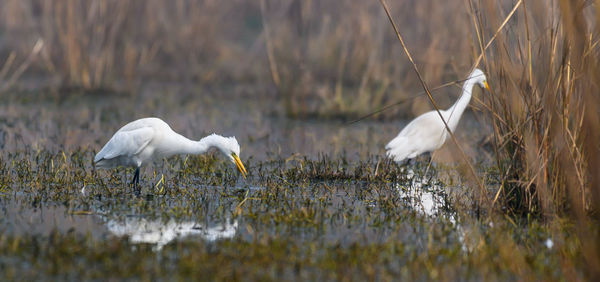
[94,127,155,162]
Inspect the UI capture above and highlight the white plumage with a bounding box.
[386,69,489,163]
[94,117,247,193]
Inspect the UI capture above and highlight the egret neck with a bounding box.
[446,79,475,132]
[168,133,229,156]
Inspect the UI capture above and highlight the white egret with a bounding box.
[94,117,247,194]
[385,68,489,163]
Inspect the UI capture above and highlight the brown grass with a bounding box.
[472,0,600,219]
[0,0,267,90]
[476,1,600,275]
[0,0,476,117]
[260,0,474,118]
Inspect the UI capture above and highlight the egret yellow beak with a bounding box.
[232,153,247,178]
[483,81,490,90]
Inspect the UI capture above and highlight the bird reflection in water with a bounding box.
[395,168,449,217]
[106,217,238,251]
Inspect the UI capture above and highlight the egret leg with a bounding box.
[130,167,140,195]
[423,152,434,180]
[135,168,141,195]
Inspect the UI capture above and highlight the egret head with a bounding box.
[469,68,490,90]
[217,136,247,178]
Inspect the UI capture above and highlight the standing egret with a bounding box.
[94,117,247,194]
[385,68,489,163]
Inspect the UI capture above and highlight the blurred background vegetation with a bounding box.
[0,0,477,119]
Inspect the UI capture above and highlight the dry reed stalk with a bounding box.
[260,0,281,89]
[379,0,490,207]
[0,52,17,81]
[465,0,600,271]
[0,39,44,92]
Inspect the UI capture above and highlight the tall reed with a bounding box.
[0,0,266,90]
[472,0,600,218]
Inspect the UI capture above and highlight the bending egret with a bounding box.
[385,68,489,163]
[94,117,247,194]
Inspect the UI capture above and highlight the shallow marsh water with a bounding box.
[0,86,579,280]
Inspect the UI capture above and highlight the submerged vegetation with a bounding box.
[0,151,591,280]
[0,0,599,280]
